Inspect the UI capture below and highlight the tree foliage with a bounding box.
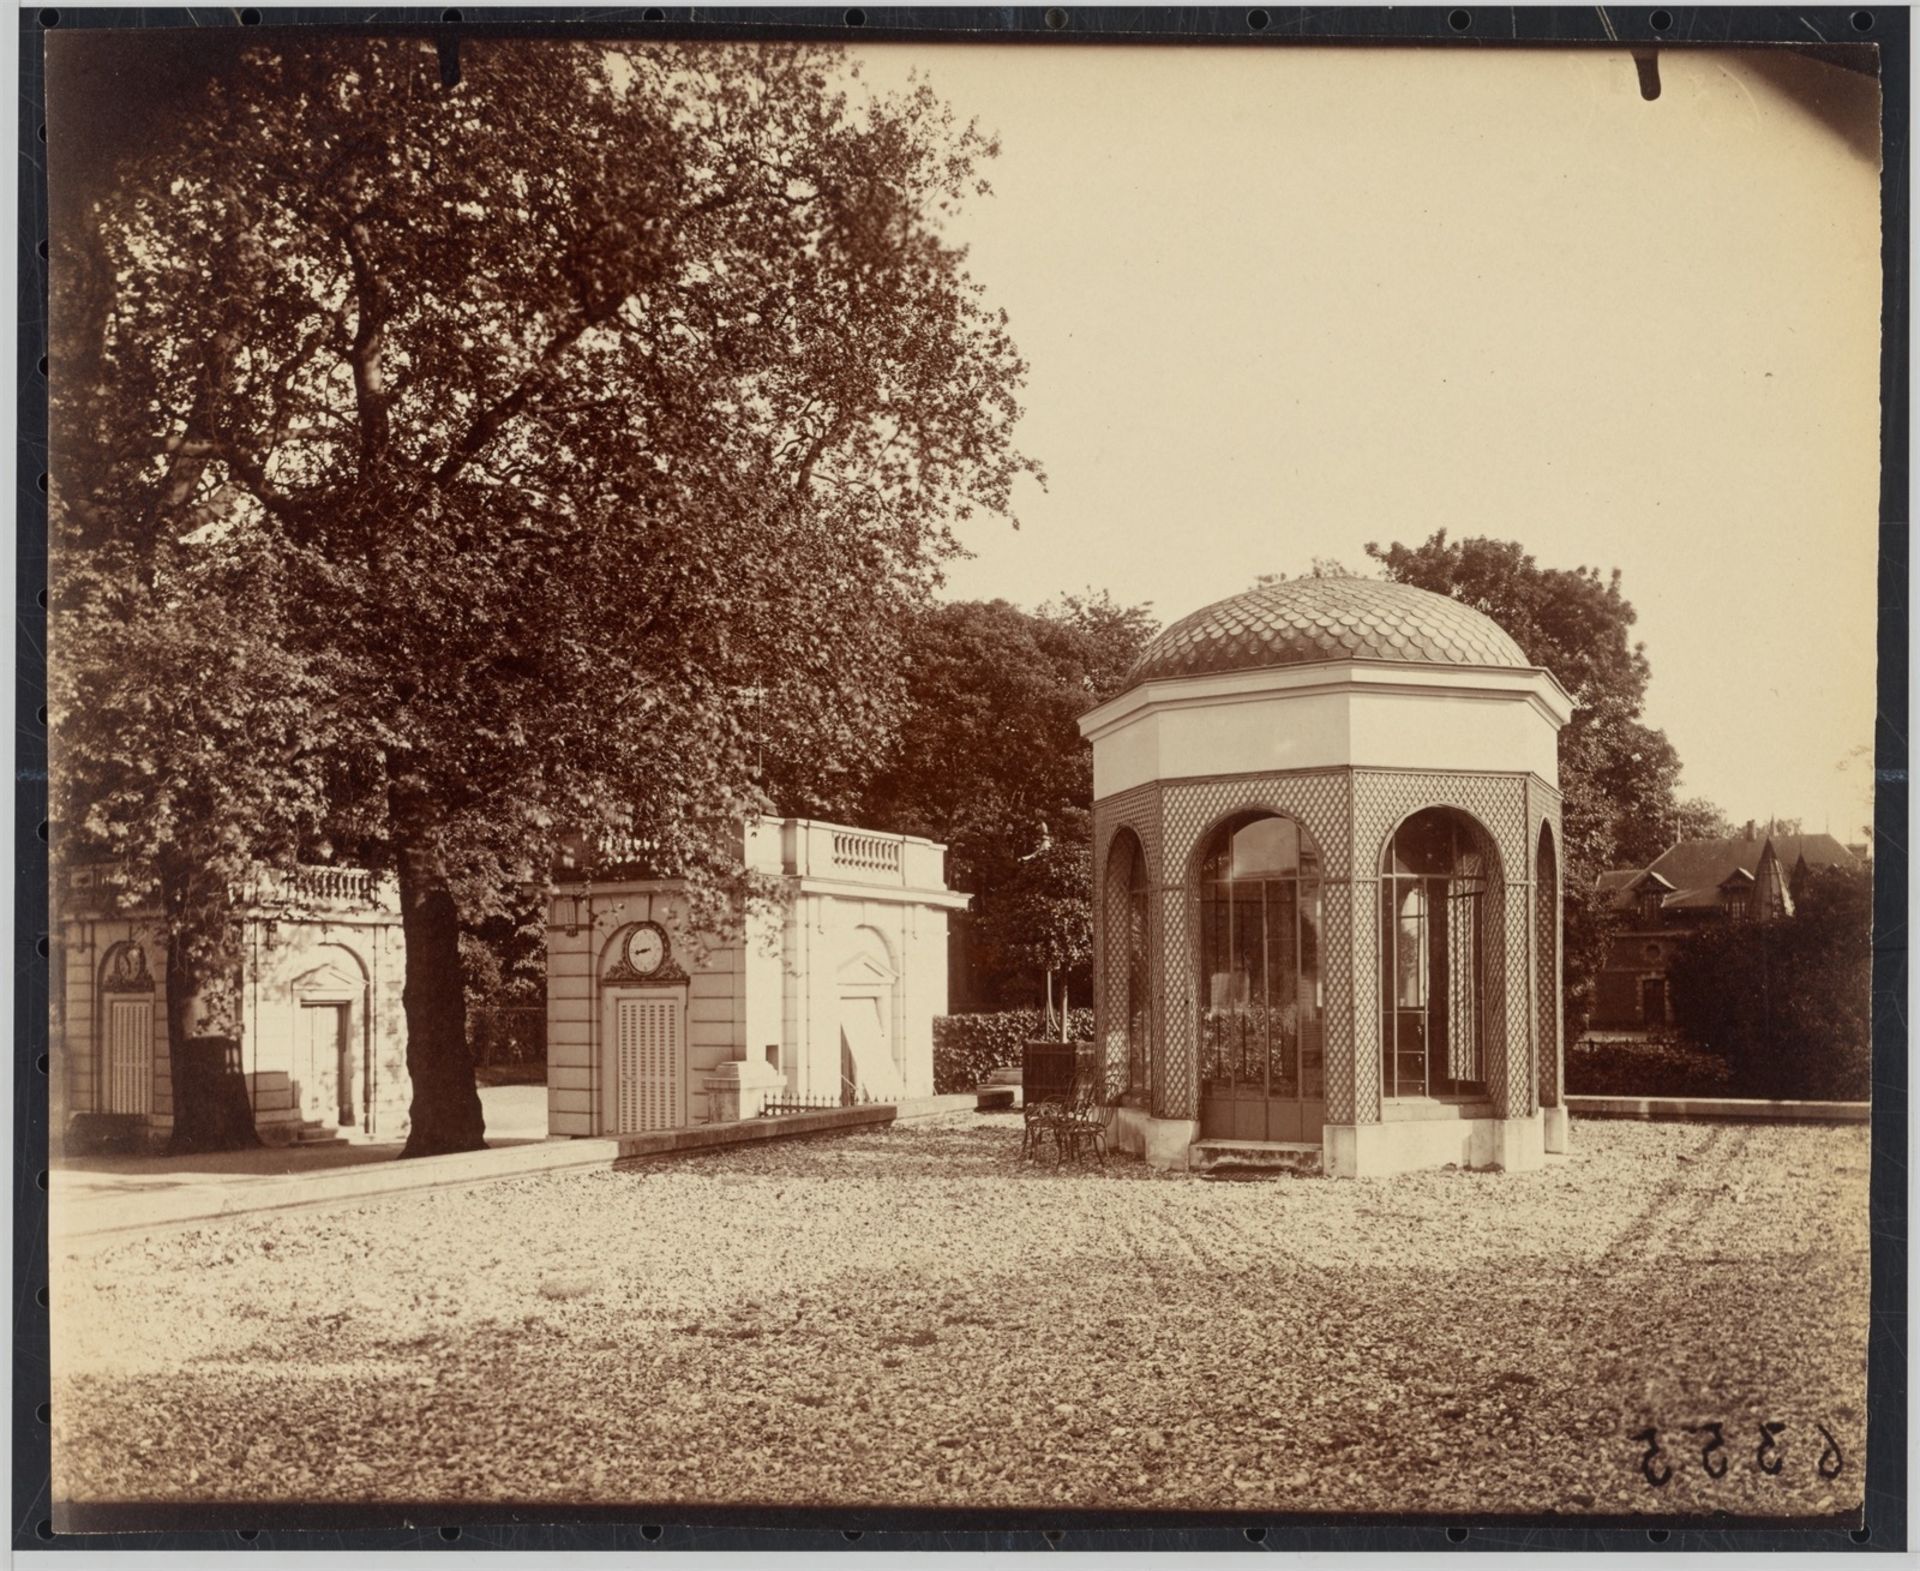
[51,37,1037,1151]
[851,593,1156,1009]
[1665,864,1873,1100]
[1365,532,1723,1034]
[49,533,341,1056]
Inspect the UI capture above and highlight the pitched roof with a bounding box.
[1769,833,1859,872]
[1599,831,1856,917]
[1647,831,1855,890]
[1665,885,1738,911]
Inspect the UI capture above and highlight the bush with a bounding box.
[1566,1034,1734,1097]
[1665,864,1872,1101]
[933,1008,1093,1094]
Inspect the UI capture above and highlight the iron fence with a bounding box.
[469,1005,546,1067]
[759,1085,884,1117]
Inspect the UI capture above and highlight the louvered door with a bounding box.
[613,994,682,1133]
[104,997,153,1114]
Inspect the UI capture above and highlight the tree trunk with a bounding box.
[395,831,487,1157]
[159,863,259,1154]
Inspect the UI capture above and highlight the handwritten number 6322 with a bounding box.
[1633,1422,1845,1487]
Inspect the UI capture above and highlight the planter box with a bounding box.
[1021,1039,1095,1105]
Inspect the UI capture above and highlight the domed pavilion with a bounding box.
[1078,577,1575,1177]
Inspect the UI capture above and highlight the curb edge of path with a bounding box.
[51,1095,982,1250]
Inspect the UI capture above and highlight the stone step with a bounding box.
[1192,1139,1323,1178]
[291,1122,351,1147]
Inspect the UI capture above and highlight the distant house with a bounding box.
[1591,823,1860,1031]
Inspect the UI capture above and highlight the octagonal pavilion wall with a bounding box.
[1093,765,1563,1132]
[1089,667,1565,805]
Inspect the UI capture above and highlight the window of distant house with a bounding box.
[1727,893,1750,921]
[1638,891,1661,924]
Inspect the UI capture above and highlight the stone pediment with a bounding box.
[837,950,897,987]
[292,962,363,995]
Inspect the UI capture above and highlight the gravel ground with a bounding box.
[51,1115,1869,1519]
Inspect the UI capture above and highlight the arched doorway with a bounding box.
[289,946,371,1130]
[1197,813,1324,1142]
[97,941,156,1115]
[837,927,905,1104]
[1103,830,1152,1102]
[1378,807,1496,1100]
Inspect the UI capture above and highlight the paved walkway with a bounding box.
[50,1086,565,1247]
[50,1090,977,1247]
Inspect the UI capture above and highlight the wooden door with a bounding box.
[103,998,153,1114]
[301,1003,350,1125]
[613,993,683,1133]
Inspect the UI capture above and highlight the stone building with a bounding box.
[1078,577,1575,1177]
[544,817,967,1137]
[53,864,411,1152]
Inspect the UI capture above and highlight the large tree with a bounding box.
[849,593,1156,1009]
[49,530,339,1099]
[1365,533,1722,1033]
[50,36,1037,1152]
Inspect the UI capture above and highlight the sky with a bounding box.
[853,43,1884,843]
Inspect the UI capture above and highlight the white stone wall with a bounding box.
[239,912,409,1141]
[779,894,946,1103]
[547,820,964,1134]
[54,869,408,1146]
[544,883,749,1137]
[57,916,173,1134]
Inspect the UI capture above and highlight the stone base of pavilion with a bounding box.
[1106,1103,1572,1177]
[1324,1109,1548,1177]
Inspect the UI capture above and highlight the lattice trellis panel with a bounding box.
[1350,770,1533,1121]
[1156,769,1351,1122]
[1096,767,1560,1128]
[1092,785,1162,1104]
[1496,883,1532,1117]
[1320,876,1358,1123]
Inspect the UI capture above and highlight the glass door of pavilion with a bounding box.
[1198,815,1325,1143]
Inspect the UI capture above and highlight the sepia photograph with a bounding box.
[39,16,1888,1534]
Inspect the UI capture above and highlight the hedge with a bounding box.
[1565,1035,1735,1098]
[933,1009,1094,1094]
[1664,866,1873,1102]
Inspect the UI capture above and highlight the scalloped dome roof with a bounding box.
[1129,577,1530,686]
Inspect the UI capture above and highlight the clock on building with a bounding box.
[624,921,669,977]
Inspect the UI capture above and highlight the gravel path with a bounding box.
[51,1116,1870,1518]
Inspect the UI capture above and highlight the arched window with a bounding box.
[1124,838,1150,1095]
[1380,808,1489,1099]
[1199,814,1324,1135]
